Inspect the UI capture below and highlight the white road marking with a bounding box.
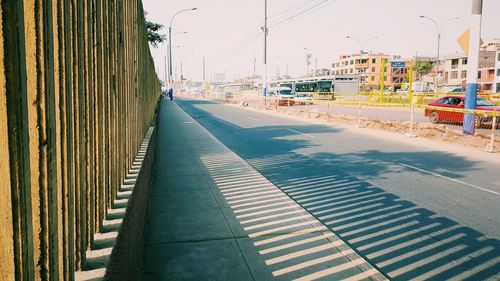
[287,128,314,139]
[248,117,260,121]
[399,163,500,196]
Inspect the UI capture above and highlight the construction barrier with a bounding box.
[192,91,498,152]
[0,0,160,280]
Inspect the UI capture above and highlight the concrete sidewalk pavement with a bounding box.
[142,99,387,281]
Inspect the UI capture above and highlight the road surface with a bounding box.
[175,98,500,280]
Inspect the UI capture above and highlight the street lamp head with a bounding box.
[346,36,351,39]
[419,15,424,18]
[192,7,198,10]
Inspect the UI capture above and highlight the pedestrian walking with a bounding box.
[168,87,173,101]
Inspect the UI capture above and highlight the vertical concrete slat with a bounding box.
[22,0,45,278]
[0,2,16,280]
[93,0,103,233]
[74,0,85,269]
[2,0,36,279]
[65,0,76,277]
[40,0,60,278]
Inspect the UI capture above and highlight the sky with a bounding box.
[142,0,500,82]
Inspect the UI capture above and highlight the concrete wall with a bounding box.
[105,117,158,281]
[0,0,161,280]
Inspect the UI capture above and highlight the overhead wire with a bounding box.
[270,0,338,28]
[210,0,339,69]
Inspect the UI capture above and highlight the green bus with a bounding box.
[295,80,333,100]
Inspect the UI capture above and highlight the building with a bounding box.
[330,53,410,90]
[443,43,500,92]
[443,51,497,92]
[211,72,226,83]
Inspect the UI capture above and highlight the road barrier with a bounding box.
[424,105,498,152]
[0,1,160,280]
[192,91,498,152]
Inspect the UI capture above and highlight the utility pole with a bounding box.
[203,57,206,99]
[306,54,311,77]
[203,57,206,81]
[464,0,483,135]
[263,0,268,100]
[169,26,172,89]
[164,55,167,89]
[315,57,318,77]
[253,56,256,78]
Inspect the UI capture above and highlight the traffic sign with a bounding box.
[391,61,406,68]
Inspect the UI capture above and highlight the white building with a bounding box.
[443,51,496,92]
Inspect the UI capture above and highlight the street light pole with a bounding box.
[304,48,318,76]
[346,36,378,90]
[263,0,268,101]
[168,8,197,91]
[420,15,459,92]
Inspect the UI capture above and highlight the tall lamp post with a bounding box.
[163,32,187,89]
[346,36,378,90]
[262,0,268,102]
[346,36,378,128]
[419,15,459,92]
[168,8,197,91]
[304,48,318,77]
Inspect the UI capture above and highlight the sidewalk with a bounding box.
[142,99,387,281]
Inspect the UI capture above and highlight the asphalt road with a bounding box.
[175,98,500,280]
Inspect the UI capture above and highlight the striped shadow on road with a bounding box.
[201,152,387,281]
[248,154,500,281]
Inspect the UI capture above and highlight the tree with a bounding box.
[145,12,166,47]
[413,61,433,80]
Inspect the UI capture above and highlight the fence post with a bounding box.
[485,108,497,153]
[406,60,417,138]
[357,95,363,128]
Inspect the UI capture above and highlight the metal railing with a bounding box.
[0,0,160,280]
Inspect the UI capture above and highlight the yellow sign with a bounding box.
[457,29,484,55]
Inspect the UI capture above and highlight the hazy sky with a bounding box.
[143,0,500,82]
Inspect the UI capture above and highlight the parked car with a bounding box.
[451,88,465,93]
[424,95,500,128]
[224,92,233,99]
[294,93,314,104]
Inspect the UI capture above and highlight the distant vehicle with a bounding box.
[402,82,432,92]
[424,96,500,128]
[269,87,294,105]
[294,93,314,104]
[295,80,332,94]
[224,92,233,99]
[279,83,295,94]
[451,88,465,93]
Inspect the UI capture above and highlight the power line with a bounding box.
[270,0,338,28]
[211,0,339,69]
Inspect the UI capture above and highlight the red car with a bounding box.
[424,96,500,128]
